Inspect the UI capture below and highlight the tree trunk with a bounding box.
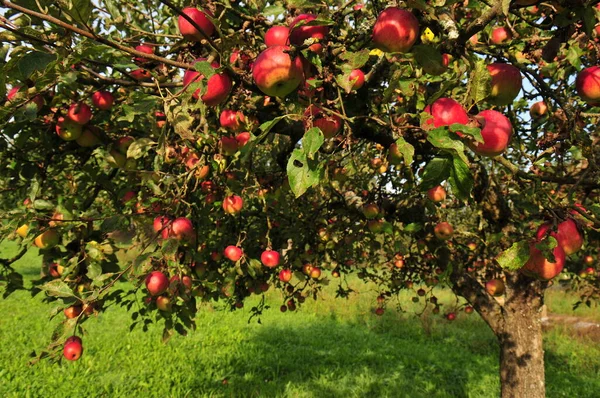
[497,296,545,398]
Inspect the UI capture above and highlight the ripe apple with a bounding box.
[584,255,594,265]
[34,229,60,249]
[63,336,83,361]
[265,26,290,47]
[261,250,280,268]
[130,69,151,81]
[441,53,450,68]
[220,136,239,156]
[235,132,251,147]
[349,69,365,90]
[302,263,313,275]
[91,91,114,110]
[64,305,82,319]
[464,305,474,314]
[171,217,195,241]
[252,46,304,97]
[522,242,566,281]
[362,203,380,219]
[67,102,92,125]
[490,27,512,45]
[367,219,384,233]
[309,266,322,279]
[303,105,342,138]
[224,245,243,262]
[434,222,453,240]
[156,296,172,312]
[423,97,469,132]
[487,63,522,105]
[279,268,292,282]
[375,307,384,316]
[529,101,547,118]
[177,7,215,41]
[427,186,446,202]
[48,263,64,278]
[7,86,44,110]
[134,44,154,64]
[76,127,102,147]
[535,219,583,256]
[55,117,83,141]
[485,279,505,297]
[470,110,512,157]
[289,14,328,53]
[223,195,243,214]
[153,216,171,239]
[446,312,456,321]
[219,109,245,131]
[372,7,419,53]
[145,271,169,296]
[575,66,600,104]
[183,59,232,106]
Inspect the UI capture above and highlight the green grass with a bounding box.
[0,242,599,397]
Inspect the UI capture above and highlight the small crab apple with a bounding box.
[153,216,172,239]
[261,250,280,268]
[427,186,446,202]
[235,132,251,147]
[219,109,246,131]
[490,26,512,45]
[362,203,380,219]
[529,101,547,118]
[171,217,195,241]
[576,66,600,104]
[224,246,243,262]
[64,305,82,319]
[485,279,505,297]
[156,296,172,312]
[183,59,232,106]
[55,117,83,141]
[303,105,342,138]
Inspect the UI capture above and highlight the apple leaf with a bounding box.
[58,0,93,26]
[335,72,355,94]
[448,155,473,201]
[33,199,54,210]
[412,45,445,76]
[496,241,530,271]
[535,236,558,263]
[420,157,451,190]
[14,51,57,81]
[86,262,103,280]
[339,49,370,70]
[287,148,324,198]
[403,223,423,233]
[40,280,75,298]
[426,127,470,165]
[466,59,492,107]
[450,123,483,143]
[502,0,511,15]
[394,137,415,166]
[566,46,582,70]
[127,138,155,159]
[193,61,216,79]
[303,127,324,159]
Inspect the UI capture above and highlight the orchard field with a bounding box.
[1,242,599,398]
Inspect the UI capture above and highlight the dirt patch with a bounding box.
[542,313,600,342]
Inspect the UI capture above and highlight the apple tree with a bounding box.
[1,0,599,397]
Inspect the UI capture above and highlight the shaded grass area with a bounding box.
[0,243,599,397]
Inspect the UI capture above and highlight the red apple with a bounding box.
[487,63,522,105]
[309,266,322,279]
[349,69,365,90]
[289,14,328,53]
[224,245,243,262]
[576,66,600,104]
[535,219,583,256]
[423,98,469,132]
[48,263,64,278]
[446,312,456,321]
[523,242,566,281]
[220,136,238,156]
[279,268,292,282]
[261,250,280,268]
[63,336,83,361]
[6,86,44,110]
[177,7,215,41]
[91,91,114,110]
[67,102,92,125]
[490,27,512,45]
[252,46,304,97]
[171,217,195,241]
[464,306,474,314]
[529,101,547,118]
[434,222,453,240]
[427,186,446,202]
[55,116,83,141]
[303,105,342,138]
[64,305,82,319]
[134,44,154,64]
[372,7,419,53]
[235,132,251,147]
[485,279,505,297]
[470,110,512,157]
[153,216,172,239]
[183,59,232,106]
[362,203,380,219]
[219,109,245,131]
[441,53,450,68]
[130,69,152,81]
[223,195,243,214]
[145,271,169,296]
[156,296,172,312]
[265,26,290,47]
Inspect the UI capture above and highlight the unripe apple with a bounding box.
[63,336,83,361]
[183,59,232,106]
[224,245,243,262]
[64,305,82,319]
[67,102,92,125]
[223,195,243,215]
[55,117,83,141]
[372,7,419,53]
[522,243,566,281]
[115,136,134,155]
[470,110,512,157]
[434,222,453,240]
[34,229,60,249]
[265,26,290,47]
[487,63,522,105]
[279,268,292,282]
[134,44,154,64]
[490,27,512,45]
[367,219,384,233]
[171,217,195,241]
[529,101,547,118]
[427,186,446,202]
[219,109,245,131]
[145,271,169,296]
[252,46,304,97]
[485,279,505,297]
[362,203,380,219]
[91,91,114,110]
[177,7,215,41]
[349,69,365,90]
[423,98,469,133]
[16,224,29,238]
[76,127,102,147]
[535,219,583,256]
[576,66,600,104]
[261,250,280,268]
[289,14,328,53]
[156,296,172,312]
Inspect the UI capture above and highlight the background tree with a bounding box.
[1,1,599,397]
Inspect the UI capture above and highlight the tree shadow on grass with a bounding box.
[189,315,501,398]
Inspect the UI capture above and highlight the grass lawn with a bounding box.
[0,241,599,397]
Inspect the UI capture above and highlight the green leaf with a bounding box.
[426,127,470,165]
[127,138,155,159]
[40,280,75,298]
[420,157,451,190]
[566,46,582,70]
[502,0,511,15]
[339,49,370,70]
[33,199,54,210]
[394,137,414,166]
[193,61,216,79]
[335,72,355,94]
[287,149,324,198]
[466,59,492,107]
[448,156,473,201]
[535,236,558,263]
[16,51,56,81]
[496,241,530,271]
[86,262,103,280]
[303,127,324,159]
[403,223,423,233]
[450,123,483,143]
[412,45,445,76]
[263,4,286,18]
[59,0,93,27]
